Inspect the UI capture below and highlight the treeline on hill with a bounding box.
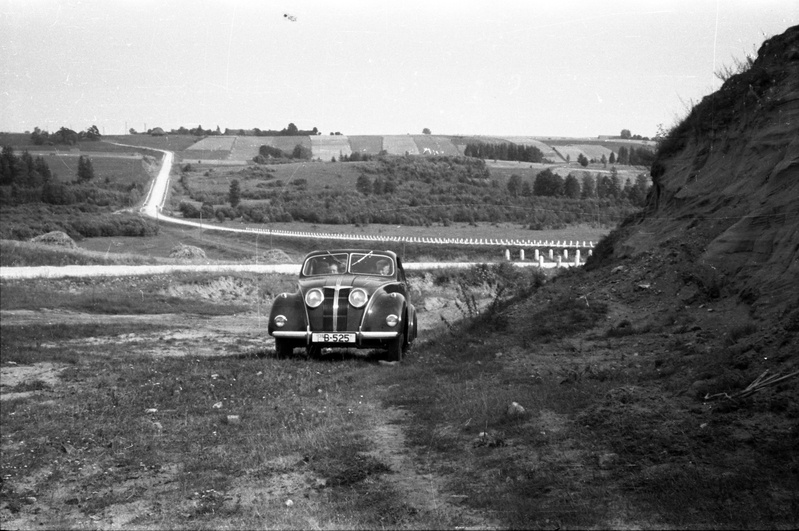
[461,140,653,167]
[603,145,654,166]
[29,125,102,145]
[0,147,158,240]
[137,122,320,137]
[463,141,545,163]
[175,155,650,230]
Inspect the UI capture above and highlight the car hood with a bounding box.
[298,275,394,294]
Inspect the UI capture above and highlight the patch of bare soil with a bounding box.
[0,362,66,402]
[363,405,501,529]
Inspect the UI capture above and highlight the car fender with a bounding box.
[268,291,307,335]
[360,290,407,333]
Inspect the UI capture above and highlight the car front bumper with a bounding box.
[271,329,399,344]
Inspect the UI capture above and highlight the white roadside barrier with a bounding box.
[1,260,574,280]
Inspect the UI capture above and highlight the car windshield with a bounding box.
[302,253,394,277]
[302,253,349,276]
[349,253,394,276]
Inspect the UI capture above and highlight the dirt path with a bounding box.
[363,405,501,529]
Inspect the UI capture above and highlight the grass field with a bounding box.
[310,136,353,160]
[3,261,795,529]
[71,222,607,266]
[411,135,461,156]
[347,135,383,155]
[42,154,153,187]
[382,135,419,155]
[184,137,235,151]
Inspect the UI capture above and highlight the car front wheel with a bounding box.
[387,328,405,362]
[275,339,294,358]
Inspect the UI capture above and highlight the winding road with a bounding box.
[0,144,590,279]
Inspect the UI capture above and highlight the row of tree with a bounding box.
[136,123,321,137]
[619,129,650,140]
[253,143,313,162]
[30,125,101,146]
[463,141,545,163]
[508,169,649,206]
[1,147,53,187]
[1,147,96,187]
[0,146,145,210]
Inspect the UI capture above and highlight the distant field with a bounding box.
[228,136,268,161]
[43,154,152,186]
[185,136,235,151]
[178,150,231,161]
[552,145,587,163]
[183,160,371,201]
[484,160,644,182]
[573,144,614,160]
[348,135,383,154]
[311,135,353,160]
[382,135,419,155]
[412,135,461,156]
[498,137,561,159]
[104,135,198,151]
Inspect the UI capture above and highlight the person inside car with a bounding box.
[376,259,391,275]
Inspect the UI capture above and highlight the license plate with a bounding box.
[312,333,355,343]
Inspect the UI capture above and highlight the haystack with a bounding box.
[30,231,77,249]
[169,244,206,260]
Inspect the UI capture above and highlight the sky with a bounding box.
[1,0,796,139]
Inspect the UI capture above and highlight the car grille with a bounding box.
[322,287,351,331]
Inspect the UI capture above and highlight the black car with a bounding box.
[268,250,418,361]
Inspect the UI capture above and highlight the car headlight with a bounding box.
[386,314,399,327]
[305,288,324,308]
[349,288,368,308]
[273,314,287,328]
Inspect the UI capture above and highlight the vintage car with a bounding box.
[268,250,418,361]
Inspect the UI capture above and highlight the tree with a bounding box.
[617,146,630,165]
[200,202,215,220]
[286,123,299,135]
[521,181,532,197]
[422,128,431,135]
[229,179,241,207]
[609,151,616,164]
[53,127,79,145]
[372,177,384,195]
[84,125,101,140]
[34,155,52,183]
[581,174,596,199]
[31,127,48,145]
[600,154,607,167]
[577,153,589,167]
[507,174,522,196]
[291,144,312,160]
[564,174,581,198]
[627,173,650,206]
[620,129,632,139]
[77,155,95,182]
[356,174,372,195]
[259,145,285,159]
[533,169,564,196]
[0,146,16,185]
